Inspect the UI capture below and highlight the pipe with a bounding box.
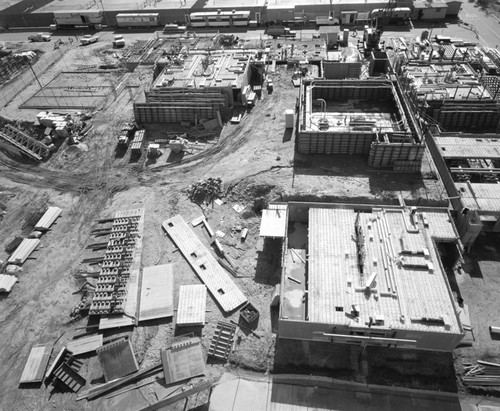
[316,331,417,345]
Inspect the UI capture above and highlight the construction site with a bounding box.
[1,0,500,408]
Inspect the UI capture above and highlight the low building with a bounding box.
[296,78,424,170]
[426,132,500,246]
[412,0,448,20]
[261,202,464,351]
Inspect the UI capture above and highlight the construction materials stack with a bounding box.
[89,209,145,318]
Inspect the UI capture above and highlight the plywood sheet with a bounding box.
[20,344,52,384]
[161,338,205,385]
[97,339,138,382]
[162,215,246,313]
[67,335,103,356]
[177,284,206,326]
[139,264,174,321]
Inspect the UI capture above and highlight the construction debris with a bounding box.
[187,178,223,204]
[463,360,500,386]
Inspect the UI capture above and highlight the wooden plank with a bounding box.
[137,380,216,411]
[139,264,174,321]
[162,215,246,313]
[176,285,206,326]
[161,338,205,385]
[97,339,139,382]
[67,335,103,356]
[20,344,53,384]
[81,363,163,401]
[45,347,67,380]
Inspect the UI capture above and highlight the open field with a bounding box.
[1,20,500,411]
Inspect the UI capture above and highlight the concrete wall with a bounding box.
[296,131,375,154]
[278,319,463,351]
[445,1,462,16]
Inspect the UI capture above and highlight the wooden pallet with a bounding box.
[208,321,236,361]
[54,363,86,392]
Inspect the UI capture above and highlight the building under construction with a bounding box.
[296,78,425,170]
[427,132,500,247]
[134,51,251,124]
[260,202,464,351]
[400,62,500,132]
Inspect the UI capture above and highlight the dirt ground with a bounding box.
[0,31,499,411]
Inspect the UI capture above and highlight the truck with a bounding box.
[265,26,296,39]
[28,33,51,42]
[80,34,99,46]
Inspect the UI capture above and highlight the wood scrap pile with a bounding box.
[187,178,223,204]
[463,360,500,386]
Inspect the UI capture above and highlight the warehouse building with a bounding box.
[260,202,464,351]
[426,132,500,246]
[296,78,425,170]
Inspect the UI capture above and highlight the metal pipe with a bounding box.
[490,326,500,335]
[316,331,417,345]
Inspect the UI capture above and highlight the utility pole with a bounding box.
[28,60,43,90]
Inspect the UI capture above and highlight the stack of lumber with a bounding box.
[0,274,18,293]
[34,206,62,231]
[7,238,40,265]
[463,360,500,386]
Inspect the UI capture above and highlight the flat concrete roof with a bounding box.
[435,135,500,159]
[200,0,266,9]
[259,204,288,238]
[455,183,500,214]
[307,206,461,334]
[153,51,249,89]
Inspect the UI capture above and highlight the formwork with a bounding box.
[134,89,230,123]
[429,100,500,131]
[368,141,425,168]
[21,71,123,110]
[297,132,374,154]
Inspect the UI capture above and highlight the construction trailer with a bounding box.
[53,10,103,30]
[115,13,160,28]
[426,132,500,247]
[296,78,424,171]
[134,52,251,124]
[261,202,465,351]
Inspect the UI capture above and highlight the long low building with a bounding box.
[261,202,465,351]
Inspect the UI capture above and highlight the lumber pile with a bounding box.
[462,360,500,386]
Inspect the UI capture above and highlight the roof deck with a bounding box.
[305,206,461,334]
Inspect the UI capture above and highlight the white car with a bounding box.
[80,34,99,46]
